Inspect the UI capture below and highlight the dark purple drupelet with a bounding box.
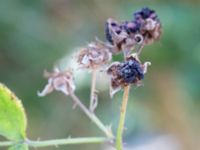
[118,59,144,84]
[134,7,157,20]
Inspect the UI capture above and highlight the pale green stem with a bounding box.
[116,86,130,150]
[0,141,16,147]
[70,92,114,139]
[0,137,108,148]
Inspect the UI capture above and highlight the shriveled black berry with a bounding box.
[134,7,156,20]
[133,7,161,45]
[118,59,144,83]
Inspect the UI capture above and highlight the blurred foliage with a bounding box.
[8,144,28,150]
[0,0,200,150]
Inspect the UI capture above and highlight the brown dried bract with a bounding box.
[77,40,112,69]
[142,18,162,45]
[38,68,75,96]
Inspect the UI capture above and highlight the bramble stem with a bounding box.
[90,69,97,112]
[0,141,16,147]
[0,137,108,148]
[116,86,130,150]
[70,92,114,138]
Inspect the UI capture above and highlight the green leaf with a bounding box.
[8,144,28,150]
[0,83,27,140]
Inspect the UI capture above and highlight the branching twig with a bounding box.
[69,92,114,139]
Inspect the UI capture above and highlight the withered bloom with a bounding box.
[133,7,162,45]
[38,68,75,96]
[105,8,161,56]
[105,18,143,56]
[77,40,112,69]
[107,54,151,97]
[105,18,127,46]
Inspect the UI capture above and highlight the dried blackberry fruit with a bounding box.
[107,54,151,97]
[118,58,144,84]
[134,7,157,20]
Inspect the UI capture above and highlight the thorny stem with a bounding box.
[69,92,114,139]
[0,141,16,147]
[116,85,130,150]
[0,137,108,148]
[90,69,97,112]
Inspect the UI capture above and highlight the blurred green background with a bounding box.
[0,0,200,150]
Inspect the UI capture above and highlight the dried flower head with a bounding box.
[134,7,162,45]
[105,18,127,46]
[77,40,112,69]
[38,68,75,96]
[107,54,151,97]
[105,18,142,56]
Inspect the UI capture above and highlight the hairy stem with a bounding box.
[116,86,130,150]
[70,92,114,138]
[0,137,108,148]
[90,69,97,112]
[0,141,16,147]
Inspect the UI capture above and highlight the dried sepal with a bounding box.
[107,62,122,97]
[140,18,161,45]
[38,68,75,96]
[142,61,151,74]
[77,40,112,70]
[134,7,162,45]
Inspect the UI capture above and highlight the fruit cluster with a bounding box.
[107,55,144,86]
[105,7,161,55]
